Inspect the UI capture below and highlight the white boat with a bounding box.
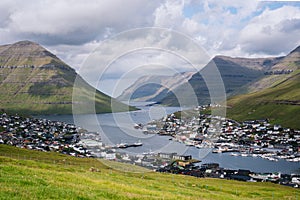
[132,141,143,147]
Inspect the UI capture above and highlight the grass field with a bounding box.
[0,145,299,200]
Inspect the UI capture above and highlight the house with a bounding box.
[173,154,192,161]
[158,152,176,159]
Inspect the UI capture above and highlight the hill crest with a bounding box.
[0,40,65,68]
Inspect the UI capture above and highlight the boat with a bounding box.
[265,157,278,161]
[133,123,143,129]
[117,141,143,148]
[132,141,143,147]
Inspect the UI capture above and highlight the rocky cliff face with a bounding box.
[214,55,283,71]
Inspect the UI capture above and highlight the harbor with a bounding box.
[33,103,299,175]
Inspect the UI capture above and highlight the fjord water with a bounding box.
[38,103,300,174]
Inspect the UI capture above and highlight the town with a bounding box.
[0,112,299,188]
[0,113,92,157]
[143,105,300,163]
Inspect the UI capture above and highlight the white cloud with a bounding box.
[1,0,161,45]
[239,6,300,55]
[152,0,262,57]
[154,0,184,28]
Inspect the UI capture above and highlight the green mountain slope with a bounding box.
[0,145,298,200]
[227,46,300,129]
[0,41,135,114]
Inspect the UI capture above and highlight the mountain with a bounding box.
[158,56,281,106]
[119,54,284,106]
[117,72,194,102]
[227,45,300,129]
[0,41,136,114]
[247,45,299,92]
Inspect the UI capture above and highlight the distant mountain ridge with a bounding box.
[119,54,283,105]
[213,55,283,71]
[0,41,135,114]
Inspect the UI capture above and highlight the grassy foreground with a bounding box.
[0,145,298,200]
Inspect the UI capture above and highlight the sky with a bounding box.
[0,0,299,96]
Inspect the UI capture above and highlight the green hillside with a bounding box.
[0,145,298,200]
[0,41,136,114]
[227,70,300,129]
[227,46,300,129]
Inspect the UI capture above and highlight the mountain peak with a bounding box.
[0,40,60,67]
[13,40,39,46]
[6,40,47,52]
